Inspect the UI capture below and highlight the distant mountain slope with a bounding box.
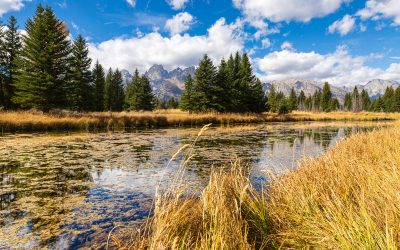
[358,79,400,99]
[263,79,348,103]
[121,65,195,101]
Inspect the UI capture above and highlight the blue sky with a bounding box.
[1,0,400,85]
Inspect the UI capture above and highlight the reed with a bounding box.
[115,123,400,249]
[1,109,399,132]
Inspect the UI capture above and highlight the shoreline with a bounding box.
[1,110,399,133]
[121,123,400,249]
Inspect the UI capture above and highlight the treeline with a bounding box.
[0,5,155,112]
[180,53,266,113]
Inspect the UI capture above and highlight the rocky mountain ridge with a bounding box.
[122,65,399,102]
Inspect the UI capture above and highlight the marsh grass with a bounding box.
[113,123,400,249]
[1,109,399,132]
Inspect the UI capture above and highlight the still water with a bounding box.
[0,121,389,249]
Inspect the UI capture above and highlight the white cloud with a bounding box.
[328,14,356,36]
[280,41,293,50]
[125,0,136,7]
[89,18,243,73]
[165,12,194,35]
[357,0,400,26]
[166,0,189,10]
[256,45,400,85]
[233,0,350,23]
[261,38,271,48]
[0,0,31,16]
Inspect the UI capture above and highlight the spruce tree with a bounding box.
[2,16,22,109]
[192,54,217,112]
[288,88,297,111]
[395,87,400,112]
[13,5,71,110]
[0,20,5,108]
[180,74,194,112]
[351,87,361,112]
[267,85,278,113]
[372,97,384,112]
[321,82,332,112]
[112,69,125,111]
[344,93,352,111]
[104,68,114,111]
[124,69,154,111]
[92,61,105,111]
[69,35,93,111]
[382,86,396,112]
[214,58,230,112]
[297,90,306,111]
[360,89,371,111]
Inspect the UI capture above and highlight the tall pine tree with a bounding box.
[0,19,6,108]
[180,74,195,112]
[92,61,105,111]
[13,5,71,110]
[2,16,22,109]
[69,35,92,111]
[124,69,154,111]
[192,54,217,112]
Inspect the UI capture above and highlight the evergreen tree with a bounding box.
[351,87,361,112]
[239,53,265,113]
[180,74,195,112]
[215,58,231,111]
[328,98,339,111]
[0,20,6,108]
[112,69,125,111]
[92,61,105,111]
[312,90,322,111]
[2,16,22,109]
[297,90,306,111]
[321,82,332,112]
[267,85,278,113]
[395,87,400,112]
[124,69,154,111]
[277,97,289,114]
[382,86,396,112]
[192,54,217,112]
[360,89,371,111]
[372,96,384,112]
[13,5,71,110]
[104,68,114,111]
[69,35,92,111]
[344,93,352,111]
[288,88,297,111]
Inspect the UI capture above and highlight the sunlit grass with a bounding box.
[1,109,399,132]
[114,123,400,249]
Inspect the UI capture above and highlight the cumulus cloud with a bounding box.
[0,0,31,16]
[165,12,194,35]
[89,18,243,73]
[261,38,271,48]
[256,45,400,85]
[233,0,350,23]
[125,0,136,7]
[328,15,356,36]
[166,0,189,10]
[280,41,293,50]
[357,0,400,26]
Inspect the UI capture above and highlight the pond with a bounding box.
[0,121,390,249]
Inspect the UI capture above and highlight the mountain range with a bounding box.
[121,65,195,101]
[121,65,399,103]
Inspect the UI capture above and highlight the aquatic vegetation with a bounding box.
[119,124,400,249]
[0,110,399,132]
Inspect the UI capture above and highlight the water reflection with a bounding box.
[0,122,389,249]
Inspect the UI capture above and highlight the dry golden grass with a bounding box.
[114,123,400,249]
[1,109,399,132]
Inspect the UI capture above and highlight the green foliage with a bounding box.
[1,16,22,109]
[181,53,266,113]
[180,75,195,112]
[382,86,396,112]
[277,97,289,114]
[13,5,71,111]
[69,35,93,111]
[288,88,297,111]
[267,85,278,113]
[321,82,332,112]
[104,68,125,111]
[92,61,105,111]
[124,69,155,111]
